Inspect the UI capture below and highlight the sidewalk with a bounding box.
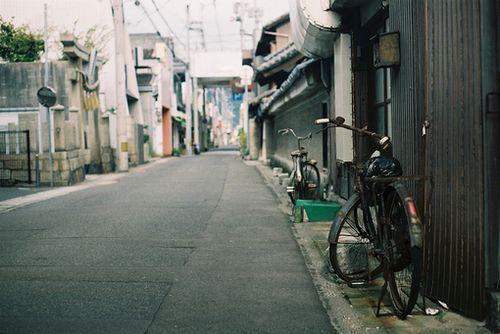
[0,157,175,214]
[0,186,50,202]
[251,160,489,333]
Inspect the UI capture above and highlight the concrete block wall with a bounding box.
[0,149,86,186]
[0,153,31,186]
[38,150,86,186]
[270,91,329,172]
[0,60,116,186]
[100,147,114,174]
[127,117,139,166]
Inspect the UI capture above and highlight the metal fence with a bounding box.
[0,130,32,184]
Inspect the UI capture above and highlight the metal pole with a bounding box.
[252,0,258,51]
[26,130,32,184]
[111,0,129,171]
[37,106,43,154]
[244,78,249,150]
[44,3,54,187]
[185,4,193,156]
[239,10,249,150]
[35,154,40,187]
[193,77,200,154]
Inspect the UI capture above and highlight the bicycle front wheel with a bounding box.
[288,172,301,205]
[383,183,422,319]
[329,193,382,282]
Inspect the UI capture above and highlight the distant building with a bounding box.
[131,33,186,157]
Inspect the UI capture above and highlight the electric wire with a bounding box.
[212,0,223,51]
[149,0,186,48]
[134,0,187,65]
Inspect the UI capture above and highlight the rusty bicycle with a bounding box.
[315,116,423,319]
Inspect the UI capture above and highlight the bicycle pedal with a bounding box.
[348,280,369,288]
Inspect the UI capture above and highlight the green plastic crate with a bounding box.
[294,199,342,223]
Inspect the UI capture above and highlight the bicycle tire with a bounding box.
[288,172,300,205]
[303,162,320,200]
[329,193,383,282]
[383,182,422,319]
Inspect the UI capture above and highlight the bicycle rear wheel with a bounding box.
[329,193,382,282]
[383,183,422,319]
[303,162,320,200]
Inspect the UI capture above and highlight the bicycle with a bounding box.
[315,116,423,319]
[277,128,320,205]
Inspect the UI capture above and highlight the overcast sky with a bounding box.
[123,0,289,53]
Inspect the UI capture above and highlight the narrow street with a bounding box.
[0,152,333,334]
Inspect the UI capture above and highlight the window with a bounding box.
[373,67,391,135]
[369,23,392,137]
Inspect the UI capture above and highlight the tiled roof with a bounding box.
[254,42,299,80]
[261,58,319,114]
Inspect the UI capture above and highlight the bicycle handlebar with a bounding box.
[315,116,391,149]
[278,128,312,141]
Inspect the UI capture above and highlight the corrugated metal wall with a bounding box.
[423,0,485,318]
[388,0,485,319]
[387,0,425,205]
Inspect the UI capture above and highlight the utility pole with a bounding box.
[44,3,54,187]
[235,3,250,146]
[252,0,262,52]
[111,0,129,171]
[193,77,200,153]
[185,4,193,156]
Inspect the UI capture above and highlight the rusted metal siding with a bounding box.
[387,0,425,206]
[423,0,485,318]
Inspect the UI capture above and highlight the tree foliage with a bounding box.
[0,17,44,62]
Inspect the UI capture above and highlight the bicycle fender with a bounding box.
[328,193,360,244]
[385,182,423,248]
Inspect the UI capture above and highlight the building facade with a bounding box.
[289,0,500,325]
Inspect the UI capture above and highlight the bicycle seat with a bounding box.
[291,149,307,157]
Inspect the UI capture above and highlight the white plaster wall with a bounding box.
[334,34,354,162]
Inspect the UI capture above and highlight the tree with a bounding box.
[0,17,44,62]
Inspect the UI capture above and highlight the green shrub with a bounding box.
[238,128,247,155]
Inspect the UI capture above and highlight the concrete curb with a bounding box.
[252,160,490,333]
[251,161,371,333]
[0,157,176,214]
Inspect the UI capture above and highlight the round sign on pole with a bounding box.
[241,65,254,86]
[37,86,57,108]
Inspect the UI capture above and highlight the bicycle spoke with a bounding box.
[330,196,383,283]
[343,216,363,237]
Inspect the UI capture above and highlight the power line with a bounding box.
[128,11,148,28]
[149,0,186,48]
[134,0,187,64]
[212,0,223,51]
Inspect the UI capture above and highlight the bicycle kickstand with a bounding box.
[376,279,388,317]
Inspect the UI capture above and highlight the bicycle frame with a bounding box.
[352,161,389,259]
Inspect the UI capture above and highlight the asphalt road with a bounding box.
[0,151,334,334]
